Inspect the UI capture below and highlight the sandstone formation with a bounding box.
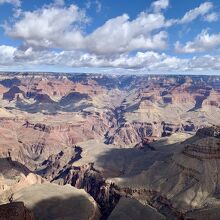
[37,146,82,181]
[0,73,219,161]
[0,157,47,204]
[51,163,121,218]
[107,127,220,217]
[13,183,100,220]
[0,73,220,220]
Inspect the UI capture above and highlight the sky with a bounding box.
[0,0,220,74]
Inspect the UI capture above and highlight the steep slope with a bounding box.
[107,127,220,216]
[0,73,220,219]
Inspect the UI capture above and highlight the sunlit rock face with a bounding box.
[0,73,219,161]
[0,73,220,219]
[108,127,220,213]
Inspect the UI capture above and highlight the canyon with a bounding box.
[0,73,220,220]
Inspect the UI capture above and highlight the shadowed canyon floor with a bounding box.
[0,73,220,219]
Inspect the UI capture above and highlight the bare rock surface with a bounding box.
[108,127,220,215]
[0,157,47,204]
[13,183,100,220]
[108,197,166,220]
[0,73,220,220]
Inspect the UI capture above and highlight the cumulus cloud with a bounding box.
[5,4,88,49]
[4,1,218,57]
[1,0,220,73]
[86,13,168,54]
[0,45,218,73]
[151,0,169,12]
[204,12,218,22]
[0,0,20,7]
[5,5,168,55]
[164,2,216,26]
[175,30,220,53]
[0,45,17,65]
[179,2,213,24]
[13,47,167,69]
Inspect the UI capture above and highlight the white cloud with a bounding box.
[151,0,169,12]
[86,13,168,54]
[163,2,216,26]
[0,0,20,7]
[2,0,220,73]
[2,44,220,73]
[5,4,88,50]
[5,1,218,57]
[0,45,16,65]
[178,2,213,24]
[5,5,168,55]
[175,30,220,53]
[204,12,218,22]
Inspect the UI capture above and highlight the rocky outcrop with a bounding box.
[118,188,184,220]
[161,122,181,137]
[106,121,197,147]
[0,157,47,204]
[23,121,50,132]
[12,183,100,220]
[52,163,121,219]
[196,126,220,138]
[113,127,220,213]
[37,146,82,181]
[202,90,220,108]
[181,127,220,161]
[0,114,110,170]
[105,122,142,146]
[0,202,35,220]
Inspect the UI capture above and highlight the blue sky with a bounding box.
[0,0,220,74]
